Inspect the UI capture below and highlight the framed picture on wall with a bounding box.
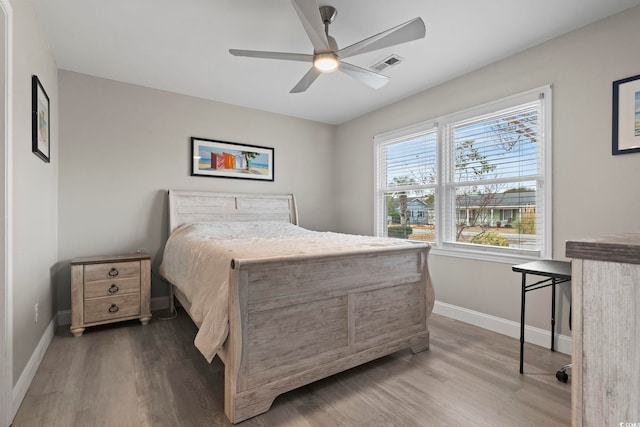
[191,137,274,181]
[32,75,50,163]
[612,73,640,155]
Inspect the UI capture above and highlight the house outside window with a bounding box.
[374,86,552,262]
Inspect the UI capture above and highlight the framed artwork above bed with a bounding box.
[191,137,274,181]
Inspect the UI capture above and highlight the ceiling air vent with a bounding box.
[371,54,404,72]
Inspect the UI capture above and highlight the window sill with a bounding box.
[429,244,542,265]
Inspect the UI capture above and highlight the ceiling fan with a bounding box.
[229,0,426,93]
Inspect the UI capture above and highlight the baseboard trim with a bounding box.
[433,300,572,355]
[12,318,54,418]
[56,296,172,327]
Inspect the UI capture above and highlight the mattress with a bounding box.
[159,221,419,362]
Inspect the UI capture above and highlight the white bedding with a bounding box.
[159,221,421,362]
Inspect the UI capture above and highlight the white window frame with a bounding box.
[374,85,552,264]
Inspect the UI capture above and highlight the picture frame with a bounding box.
[612,73,640,155]
[191,137,274,181]
[32,75,50,163]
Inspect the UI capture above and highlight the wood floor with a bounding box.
[13,309,571,427]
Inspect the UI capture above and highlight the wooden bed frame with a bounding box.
[165,190,435,423]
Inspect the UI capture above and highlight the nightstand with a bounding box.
[70,253,152,337]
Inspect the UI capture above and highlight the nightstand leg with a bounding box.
[70,327,85,337]
[140,316,151,326]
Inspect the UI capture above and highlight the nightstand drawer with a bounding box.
[84,277,140,298]
[84,261,140,283]
[84,294,141,324]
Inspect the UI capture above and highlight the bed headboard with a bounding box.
[167,190,299,233]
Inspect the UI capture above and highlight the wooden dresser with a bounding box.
[566,233,640,427]
[70,253,152,337]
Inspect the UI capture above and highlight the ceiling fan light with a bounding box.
[313,53,339,72]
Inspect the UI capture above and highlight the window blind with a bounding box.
[446,101,545,253]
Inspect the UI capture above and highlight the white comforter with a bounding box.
[159,221,420,362]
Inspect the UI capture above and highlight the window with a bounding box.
[374,86,552,261]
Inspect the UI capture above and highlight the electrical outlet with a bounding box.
[34,303,39,323]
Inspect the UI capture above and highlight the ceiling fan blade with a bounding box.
[229,49,313,62]
[338,17,425,59]
[290,67,321,93]
[339,62,389,89]
[290,0,331,52]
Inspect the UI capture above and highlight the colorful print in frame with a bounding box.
[191,137,274,181]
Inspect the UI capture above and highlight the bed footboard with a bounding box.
[224,244,434,423]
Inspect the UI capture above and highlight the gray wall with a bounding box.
[334,6,640,335]
[11,0,59,384]
[57,71,336,311]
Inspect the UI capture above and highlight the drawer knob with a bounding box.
[108,284,119,294]
[108,268,119,277]
[108,304,119,313]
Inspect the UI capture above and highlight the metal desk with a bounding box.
[512,260,571,374]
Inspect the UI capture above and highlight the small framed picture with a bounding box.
[32,75,50,162]
[191,137,274,181]
[612,73,640,155]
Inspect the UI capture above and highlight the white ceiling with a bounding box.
[32,0,640,125]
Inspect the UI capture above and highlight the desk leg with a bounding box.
[550,278,556,352]
[520,273,526,374]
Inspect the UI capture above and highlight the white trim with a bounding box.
[433,300,572,355]
[431,245,540,265]
[541,86,553,258]
[0,1,12,425]
[56,296,172,326]
[11,319,53,419]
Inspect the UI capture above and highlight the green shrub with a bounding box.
[387,225,413,238]
[470,231,509,247]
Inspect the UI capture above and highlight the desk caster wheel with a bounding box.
[556,370,568,383]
